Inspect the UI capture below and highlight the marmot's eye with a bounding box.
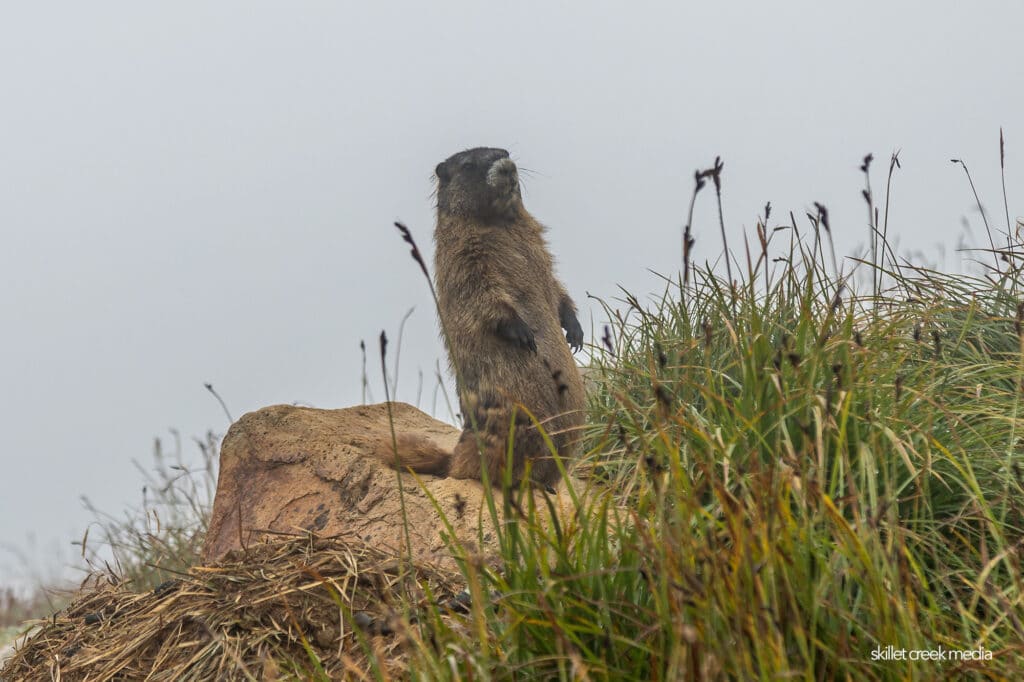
[460,161,474,172]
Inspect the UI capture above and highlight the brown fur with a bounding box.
[382,147,586,487]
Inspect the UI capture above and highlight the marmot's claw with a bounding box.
[565,321,584,353]
[498,317,537,353]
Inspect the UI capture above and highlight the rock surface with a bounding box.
[202,402,577,568]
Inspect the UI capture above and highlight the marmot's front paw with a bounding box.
[497,316,537,353]
[564,317,584,353]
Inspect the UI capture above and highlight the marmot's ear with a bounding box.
[435,162,451,183]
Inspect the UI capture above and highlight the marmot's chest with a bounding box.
[482,229,551,281]
[495,251,554,309]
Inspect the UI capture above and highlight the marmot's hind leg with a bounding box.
[447,406,561,487]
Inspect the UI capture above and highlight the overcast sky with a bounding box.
[1,2,1021,587]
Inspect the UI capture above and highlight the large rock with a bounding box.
[202,402,577,568]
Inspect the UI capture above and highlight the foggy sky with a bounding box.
[1,1,1021,586]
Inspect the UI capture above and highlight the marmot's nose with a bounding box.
[486,157,518,187]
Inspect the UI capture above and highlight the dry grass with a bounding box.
[1,534,466,681]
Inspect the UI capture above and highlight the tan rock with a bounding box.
[201,402,579,569]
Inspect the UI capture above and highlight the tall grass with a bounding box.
[78,428,219,591]
[389,151,1023,679]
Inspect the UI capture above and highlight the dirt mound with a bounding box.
[1,534,465,680]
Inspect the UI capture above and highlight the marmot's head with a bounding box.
[435,147,523,222]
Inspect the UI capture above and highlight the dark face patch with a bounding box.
[435,147,521,222]
[438,147,510,176]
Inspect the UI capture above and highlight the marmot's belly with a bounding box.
[463,348,582,417]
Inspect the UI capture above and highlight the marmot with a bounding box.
[383,147,586,487]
